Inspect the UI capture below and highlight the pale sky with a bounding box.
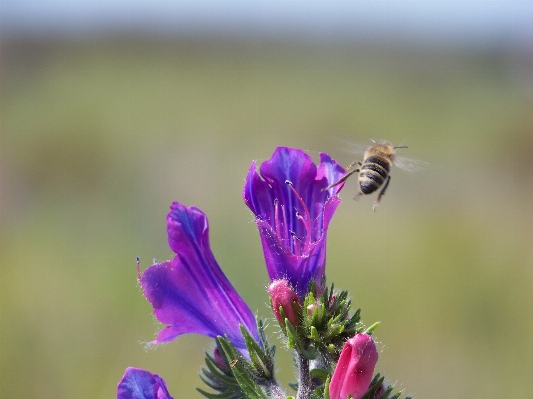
[2,0,532,45]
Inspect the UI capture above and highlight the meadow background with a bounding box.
[1,2,533,398]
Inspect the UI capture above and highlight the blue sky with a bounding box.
[2,0,532,45]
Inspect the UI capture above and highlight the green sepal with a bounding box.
[299,342,319,360]
[349,308,362,328]
[319,303,326,324]
[364,322,380,335]
[287,318,319,358]
[284,316,300,349]
[217,336,268,399]
[256,318,276,360]
[198,339,247,399]
[196,387,238,399]
[309,326,320,342]
[198,374,221,392]
[239,325,272,379]
[278,306,289,329]
[360,373,412,399]
[307,291,316,304]
[323,376,331,399]
[202,355,235,385]
[309,368,328,383]
[324,323,344,340]
[360,375,386,399]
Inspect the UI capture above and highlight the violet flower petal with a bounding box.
[141,202,260,351]
[243,148,345,296]
[117,367,173,399]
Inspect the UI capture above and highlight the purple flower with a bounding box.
[140,202,260,352]
[329,334,379,399]
[117,367,173,399]
[243,147,345,297]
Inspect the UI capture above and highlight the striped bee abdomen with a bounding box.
[358,156,391,194]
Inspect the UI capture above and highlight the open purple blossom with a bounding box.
[140,202,260,352]
[117,367,173,399]
[243,147,345,297]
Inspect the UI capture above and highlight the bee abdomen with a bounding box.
[365,156,391,173]
[358,156,390,194]
[359,172,382,194]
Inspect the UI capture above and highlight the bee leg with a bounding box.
[322,168,359,191]
[345,160,362,172]
[372,175,391,212]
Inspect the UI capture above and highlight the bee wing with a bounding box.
[393,155,429,172]
[333,138,367,157]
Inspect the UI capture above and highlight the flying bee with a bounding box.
[324,140,423,211]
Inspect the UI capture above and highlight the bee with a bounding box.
[324,140,423,211]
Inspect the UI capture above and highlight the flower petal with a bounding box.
[141,202,259,351]
[117,367,173,399]
[255,218,327,297]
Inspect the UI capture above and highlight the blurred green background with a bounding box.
[2,21,533,399]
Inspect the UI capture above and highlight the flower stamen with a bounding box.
[274,199,281,237]
[290,231,303,256]
[136,257,141,283]
[285,180,312,252]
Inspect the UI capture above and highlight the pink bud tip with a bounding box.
[267,279,301,327]
[213,347,228,370]
[329,333,379,399]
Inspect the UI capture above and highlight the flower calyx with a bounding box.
[199,319,283,399]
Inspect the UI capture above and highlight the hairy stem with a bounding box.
[296,353,311,399]
[266,382,287,399]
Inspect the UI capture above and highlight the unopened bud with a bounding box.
[329,333,378,399]
[268,279,301,327]
[213,347,228,370]
[306,303,317,318]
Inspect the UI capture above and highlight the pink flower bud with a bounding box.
[268,279,301,327]
[213,347,228,370]
[329,333,379,399]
